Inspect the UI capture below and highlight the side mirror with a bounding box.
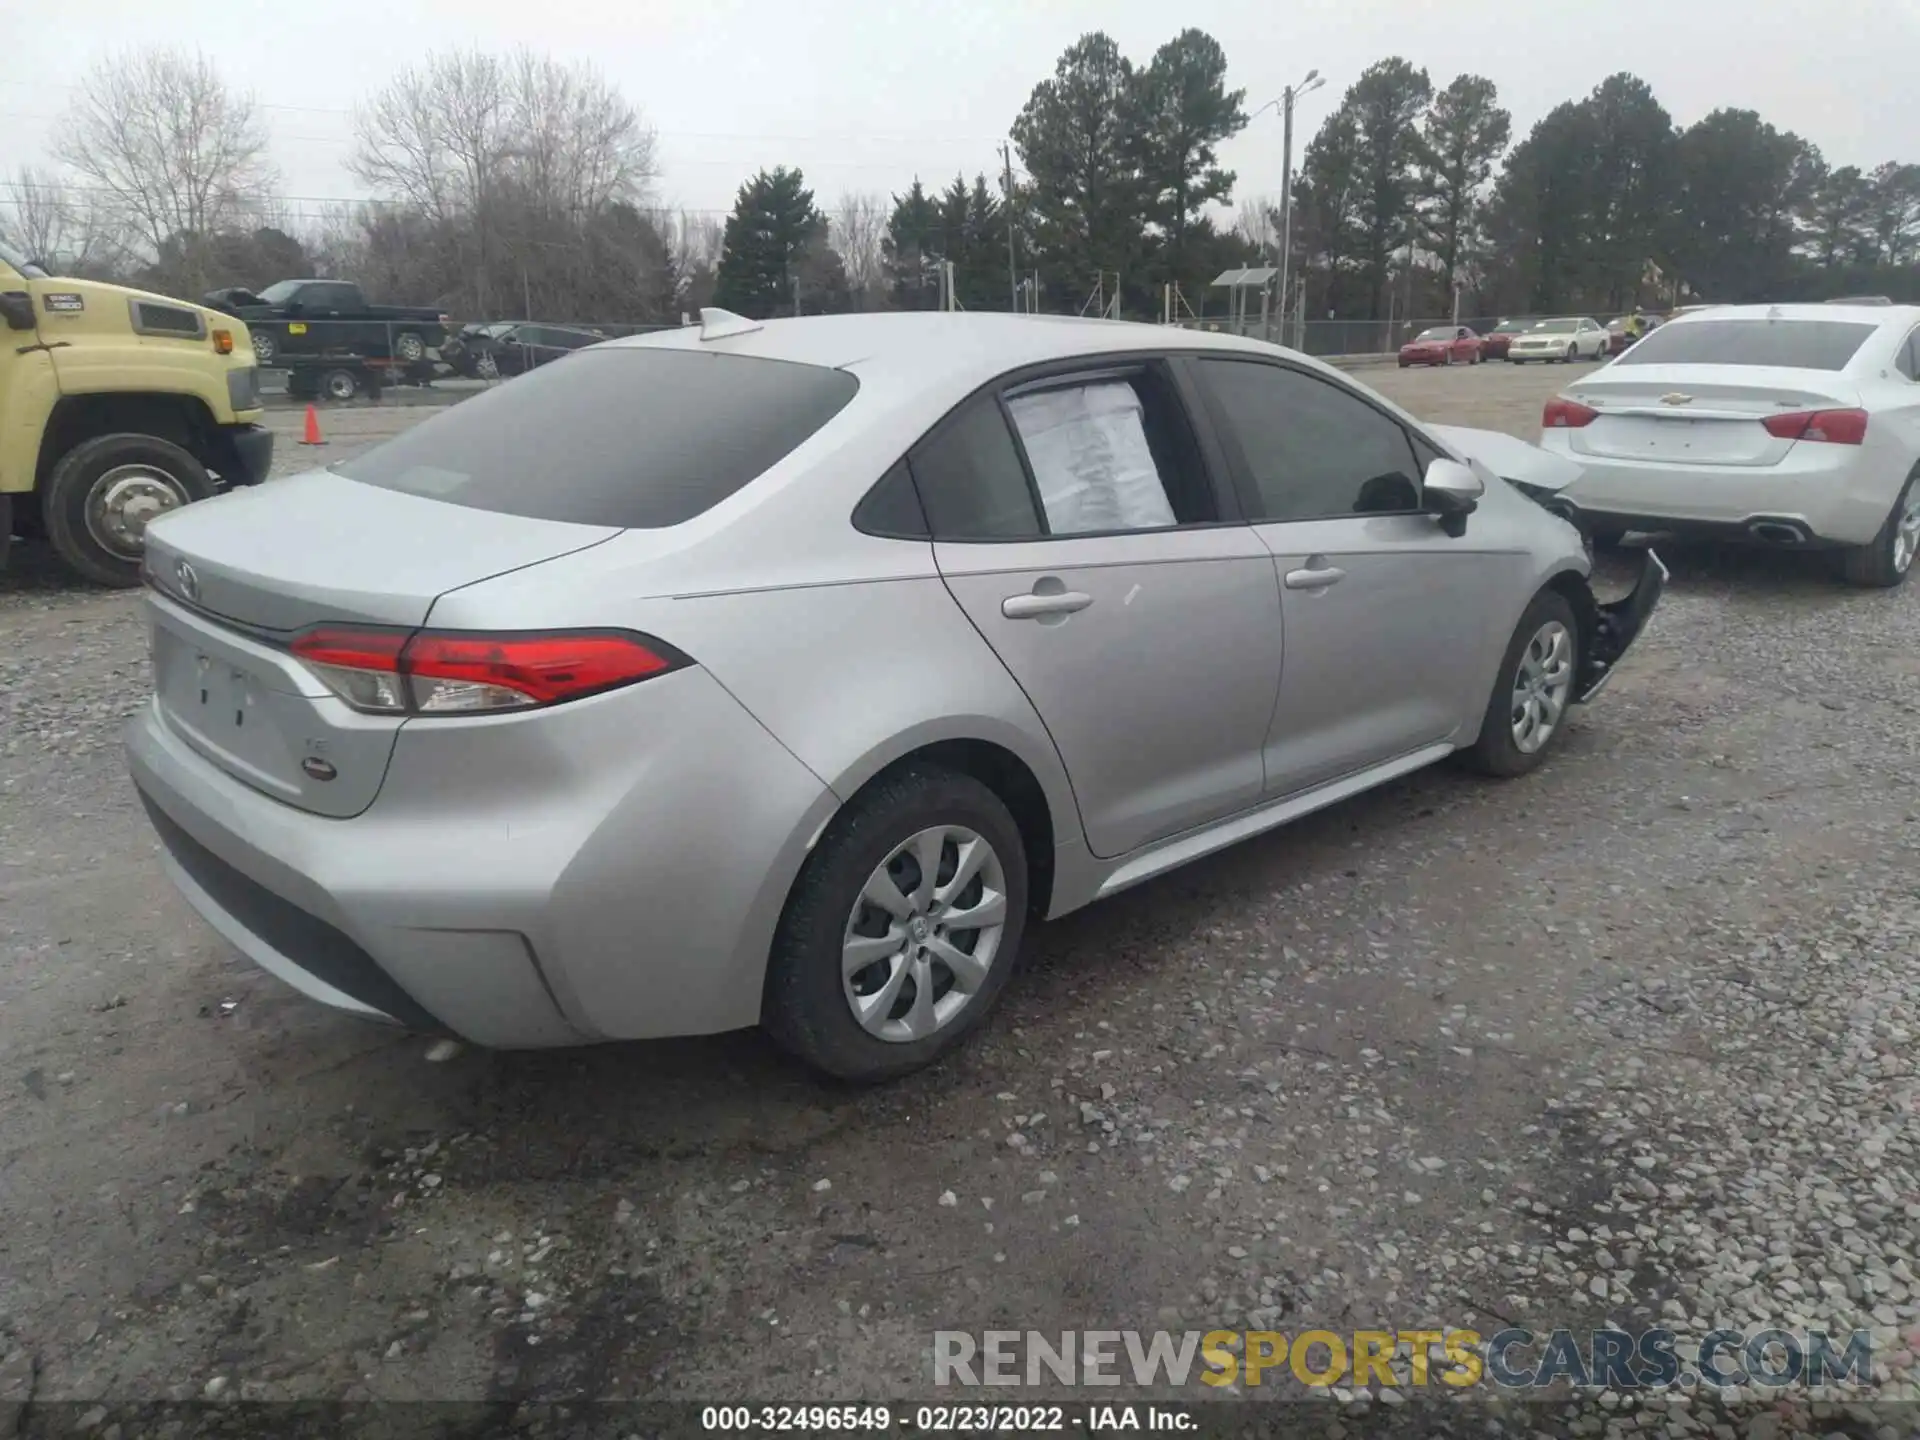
[1423,457,1483,538]
[0,291,34,331]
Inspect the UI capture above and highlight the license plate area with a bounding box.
[152,625,297,796]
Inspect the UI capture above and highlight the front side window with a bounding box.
[1197,359,1423,522]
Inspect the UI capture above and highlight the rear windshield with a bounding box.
[335,347,860,528]
[1615,318,1878,371]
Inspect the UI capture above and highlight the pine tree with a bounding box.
[713,167,827,319]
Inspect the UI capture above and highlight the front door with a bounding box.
[1189,356,1521,795]
[913,364,1283,859]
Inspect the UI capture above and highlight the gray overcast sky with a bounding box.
[6,0,1919,223]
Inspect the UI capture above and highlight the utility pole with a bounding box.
[1001,141,1019,313]
[1263,69,1324,350]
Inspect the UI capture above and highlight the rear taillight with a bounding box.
[1761,408,1868,445]
[289,627,687,715]
[1544,397,1599,429]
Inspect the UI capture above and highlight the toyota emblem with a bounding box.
[173,559,200,602]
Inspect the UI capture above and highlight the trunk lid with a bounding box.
[1561,365,1862,467]
[142,469,621,634]
[140,470,621,818]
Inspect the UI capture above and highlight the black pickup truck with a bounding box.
[203,280,450,367]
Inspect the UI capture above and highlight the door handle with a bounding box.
[1002,590,1093,619]
[1283,565,1346,591]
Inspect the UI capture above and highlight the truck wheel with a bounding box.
[44,434,213,589]
[322,368,361,402]
[251,331,278,366]
[393,332,427,363]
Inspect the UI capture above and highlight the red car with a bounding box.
[1479,319,1528,360]
[1398,325,1482,367]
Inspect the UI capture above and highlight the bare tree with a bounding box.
[831,191,887,308]
[1232,193,1278,259]
[350,47,658,314]
[53,49,275,288]
[506,51,658,219]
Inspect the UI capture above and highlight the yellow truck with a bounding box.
[0,240,273,588]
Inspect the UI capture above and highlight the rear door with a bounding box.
[1190,355,1519,795]
[920,357,1283,859]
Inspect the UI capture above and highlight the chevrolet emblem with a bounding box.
[1660,392,1693,406]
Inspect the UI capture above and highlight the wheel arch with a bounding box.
[35,392,218,490]
[818,720,1077,922]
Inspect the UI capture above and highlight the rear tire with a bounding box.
[321,367,360,402]
[43,433,213,589]
[393,331,427,364]
[762,764,1030,1082]
[1457,590,1581,779]
[250,330,278,366]
[1839,471,1920,589]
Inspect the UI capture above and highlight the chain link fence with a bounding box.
[246,306,1614,407]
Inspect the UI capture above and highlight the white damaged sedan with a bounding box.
[1540,303,1920,587]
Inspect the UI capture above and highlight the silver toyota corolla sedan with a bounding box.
[126,310,1665,1080]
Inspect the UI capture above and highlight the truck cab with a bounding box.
[0,242,272,587]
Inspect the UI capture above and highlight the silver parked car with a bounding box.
[127,311,1665,1080]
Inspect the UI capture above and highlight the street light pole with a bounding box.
[1269,69,1323,349]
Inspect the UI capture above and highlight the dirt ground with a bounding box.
[2,358,1916,1433]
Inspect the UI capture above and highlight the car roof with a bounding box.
[611,310,1293,394]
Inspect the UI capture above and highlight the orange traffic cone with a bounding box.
[299,404,325,446]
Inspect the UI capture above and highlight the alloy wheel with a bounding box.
[1894,479,1920,575]
[1510,620,1574,754]
[841,826,1009,1044]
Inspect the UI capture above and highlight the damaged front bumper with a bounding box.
[1571,548,1667,704]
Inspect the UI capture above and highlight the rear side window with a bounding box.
[1617,319,1878,371]
[910,399,1041,540]
[335,348,859,528]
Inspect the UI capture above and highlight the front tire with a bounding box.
[1840,470,1920,589]
[321,367,361,402]
[1458,590,1581,778]
[43,434,213,588]
[763,764,1029,1082]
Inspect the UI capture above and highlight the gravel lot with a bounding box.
[2,360,1917,1434]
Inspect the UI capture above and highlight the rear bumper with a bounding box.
[1543,438,1894,546]
[125,665,837,1048]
